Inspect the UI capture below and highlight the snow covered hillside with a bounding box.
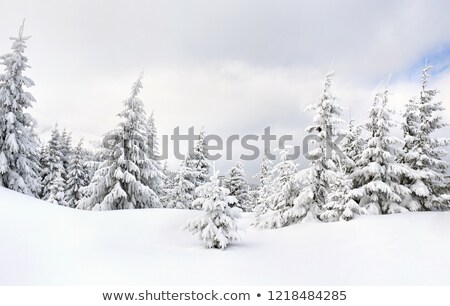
[0,187,449,285]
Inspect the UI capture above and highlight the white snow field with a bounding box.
[0,186,449,285]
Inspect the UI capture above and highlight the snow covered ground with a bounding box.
[0,186,449,285]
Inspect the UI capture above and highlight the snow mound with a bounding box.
[0,187,449,285]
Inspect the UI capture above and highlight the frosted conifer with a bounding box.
[0,21,41,196]
[184,170,240,249]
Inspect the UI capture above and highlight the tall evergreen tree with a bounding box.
[352,87,411,214]
[399,66,450,210]
[65,139,89,208]
[78,75,160,210]
[0,21,41,196]
[284,71,344,224]
[41,126,66,205]
[224,161,253,212]
[184,170,240,249]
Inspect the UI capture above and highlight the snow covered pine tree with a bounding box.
[184,129,211,190]
[160,161,175,207]
[40,126,67,205]
[0,21,41,197]
[341,118,365,175]
[78,74,161,210]
[144,111,165,197]
[184,170,240,249]
[320,118,364,221]
[352,86,411,214]
[320,162,362,222]
[165,155,196,209]
[284,71,345,224]
[64,139,89,208]
[167,130,211,210]
[60,129,73,181]
[252,155,272,226]
[399,66,450,211]
[224,161,253,212]
[256,148,299,229]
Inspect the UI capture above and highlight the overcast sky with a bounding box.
[1,0,450,177]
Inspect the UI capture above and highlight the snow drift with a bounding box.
[0,187,449,285]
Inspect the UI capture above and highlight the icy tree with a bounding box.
[78,75,160,210]
[352,87,411,214]
[80,146,97,183]
[165,156,196,209]
[60,129,72,180]
[184,170,240,249]
[256,148,299,229]
[159,161,174,207]
[83,144,105,183]
[40,126,66,205]
[399,66,450,210]
[64,140,89,208]
[248,187,259,211]
[146,112,158,160]
[342,119,365,175]
[163,129,210,209]
[224,161,253,212]
[144,111,165,197]
[320,162,363,222]
[0,21,41,197]
[252,155,273,225]
[282,72,344,224]
[185,129,211,187]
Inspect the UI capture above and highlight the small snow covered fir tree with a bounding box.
[252,154,272,225]
[342,118,365,175]
[224,161,253,212]
[166,155,196,209]
[146,112,158,160]
[78,75,160,210]
[160,161,175,207]
[64,140,89,208]
[39,145,48,177]
[60,129,72,180]
[165,129,211,209]
[0,21,41,197]
[352,86,411,214]
[320,162,362,222]
[144,111,165,197]
[40,126,66,205]
[256,148,299,229]
[185,129,211,188]
[398,66,450,210]
[184,170,240,249]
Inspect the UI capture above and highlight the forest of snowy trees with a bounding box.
[1,23,449,249]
